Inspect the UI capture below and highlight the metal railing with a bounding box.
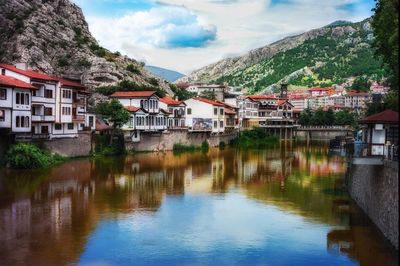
[345,142,398,161]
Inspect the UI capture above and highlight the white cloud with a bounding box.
[82,0,374,74]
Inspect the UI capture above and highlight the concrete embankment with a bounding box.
[295,130,352,141]
[126,130,237,152]
[346,160,399,250]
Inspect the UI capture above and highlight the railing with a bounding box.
[345,142,398,161]
[298,125,351,130]
[73,99,85,105]
[72,115,85,121]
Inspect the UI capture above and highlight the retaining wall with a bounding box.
[126,130,237,152]
[39,132,93,157]
[346,160,398,249]
[296,130,352,141]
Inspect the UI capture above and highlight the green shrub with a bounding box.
[58,57,69,67]
[126,64,140,74]
[6,143,64,169]
[94,133,126,156]
[201,140,209,151]
[231,128,278,149]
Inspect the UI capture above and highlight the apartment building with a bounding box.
[344,92,372,114]
[238,97,259,129]
[184,97,225,134]
[308,87,335,97]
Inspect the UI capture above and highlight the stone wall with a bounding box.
[126,130,237,152]
[39,132,93,157]
[346,160,398,249]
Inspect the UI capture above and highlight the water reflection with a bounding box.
[0,144,397,265]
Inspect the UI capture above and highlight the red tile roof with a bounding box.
[309,87,332,91]
[224,108,236,115]
[110,91,157,98]
[56,77,85,89]
[194,97,225,107]
[0,75,36,89]
[96,118,111,131]
[346,91,370,97]
[0,64,59,82]
[360,110,399,124]
[160,96,184,105]
[247,95,277,100]
[277,99,290,106]
[125,106,141,112]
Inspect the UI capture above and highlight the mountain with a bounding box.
[144,65,185,82]
[176,18,383,94]
[0,0,173,95]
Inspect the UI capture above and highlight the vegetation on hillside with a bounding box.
[6,143,64,169]
[215,21,384,94]
[96,80,166,97]
[169,84,196,100]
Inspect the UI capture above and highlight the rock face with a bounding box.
[176,18,375,89]
[0,0,173,95]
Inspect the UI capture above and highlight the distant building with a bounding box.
[308,87,335,97]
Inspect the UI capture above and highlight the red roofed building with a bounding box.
[308,87,335,97]
[344,91,372,114]
[159,96,186,129]
[184,97,226,133]
[0,75,37,134]
[0,63,95,139]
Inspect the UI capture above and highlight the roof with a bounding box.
[193,97,225,107]
[95,118,112,131]
[247,95,277,100]
[360,110,399,124]
[125,106,142,112]
[309,87,332,91]
[160,108,171,115]
[224,108,236,115]
[0,75,36,90]
[110,91,157,98]
[56,77,85,89]
[0,64,59,82]
[346,91,370,97]
[160,96,184,105]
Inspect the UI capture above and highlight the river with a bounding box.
[0,143,397,265]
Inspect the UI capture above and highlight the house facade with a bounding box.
[184,97,225,134]
[238,97,259,129]
[159,97,186,129]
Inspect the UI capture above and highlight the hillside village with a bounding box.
[0,62,388,147]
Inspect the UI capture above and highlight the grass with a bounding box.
[231,128,279,149]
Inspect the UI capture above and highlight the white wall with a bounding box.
[0,108,11,128]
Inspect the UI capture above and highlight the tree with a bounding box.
[324,108,335,126]
[311,108,325,125]
[372,0,399,89]
[95,99,130,144]
[350,76,372,92]
[298,109,313,125]
[334,110,355,126]
[169,84,196,100]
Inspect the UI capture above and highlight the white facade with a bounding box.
[184,98,225,133]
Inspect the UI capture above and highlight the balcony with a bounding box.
[32,115,56,122]
[73,98,85,106]
[72,114,85,121]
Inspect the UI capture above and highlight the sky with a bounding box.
[72,0,375,74]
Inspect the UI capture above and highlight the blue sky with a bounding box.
[72,0,375,74]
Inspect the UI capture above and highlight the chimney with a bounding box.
[280,83,288,99]
[15,62,29,70]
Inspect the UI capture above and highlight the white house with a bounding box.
[0,75,36,135]
[184,97,225,134]
[238,97,260,129]
[159,96,186,129]
[110,91,169,142]
[344,91,372,114]
[0,63,95,139]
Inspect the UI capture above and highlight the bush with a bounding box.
[201,140,209,151]
[231,128,278,149]
[126,64,140,74]
[6,143,64,169]
[94,133,126,156]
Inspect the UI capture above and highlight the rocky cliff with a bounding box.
[0,0,173,95]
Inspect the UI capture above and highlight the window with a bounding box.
[220,108,223,115]
[62,107,71,115]
[214,121,217,128]
[187,108,192,115]
[16,116,20,127]
[45,107,53,116]
[16,93,20,104]
[220,121,223,128]
[0,89,6,100]
[44,89,53,98]
[41,125,49,134]
[62,90,72,99]
[25,94,29,105]
[0,110,5,121]
[55,123,62,130]
[67,123,74,130]
[214,108,217,115]
[1,69,5,75]
[89,116,94,127]
[24,116,29,128]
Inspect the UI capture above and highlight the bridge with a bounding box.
[295,126,354,141]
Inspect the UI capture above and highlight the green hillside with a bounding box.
[215,20,385,94]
